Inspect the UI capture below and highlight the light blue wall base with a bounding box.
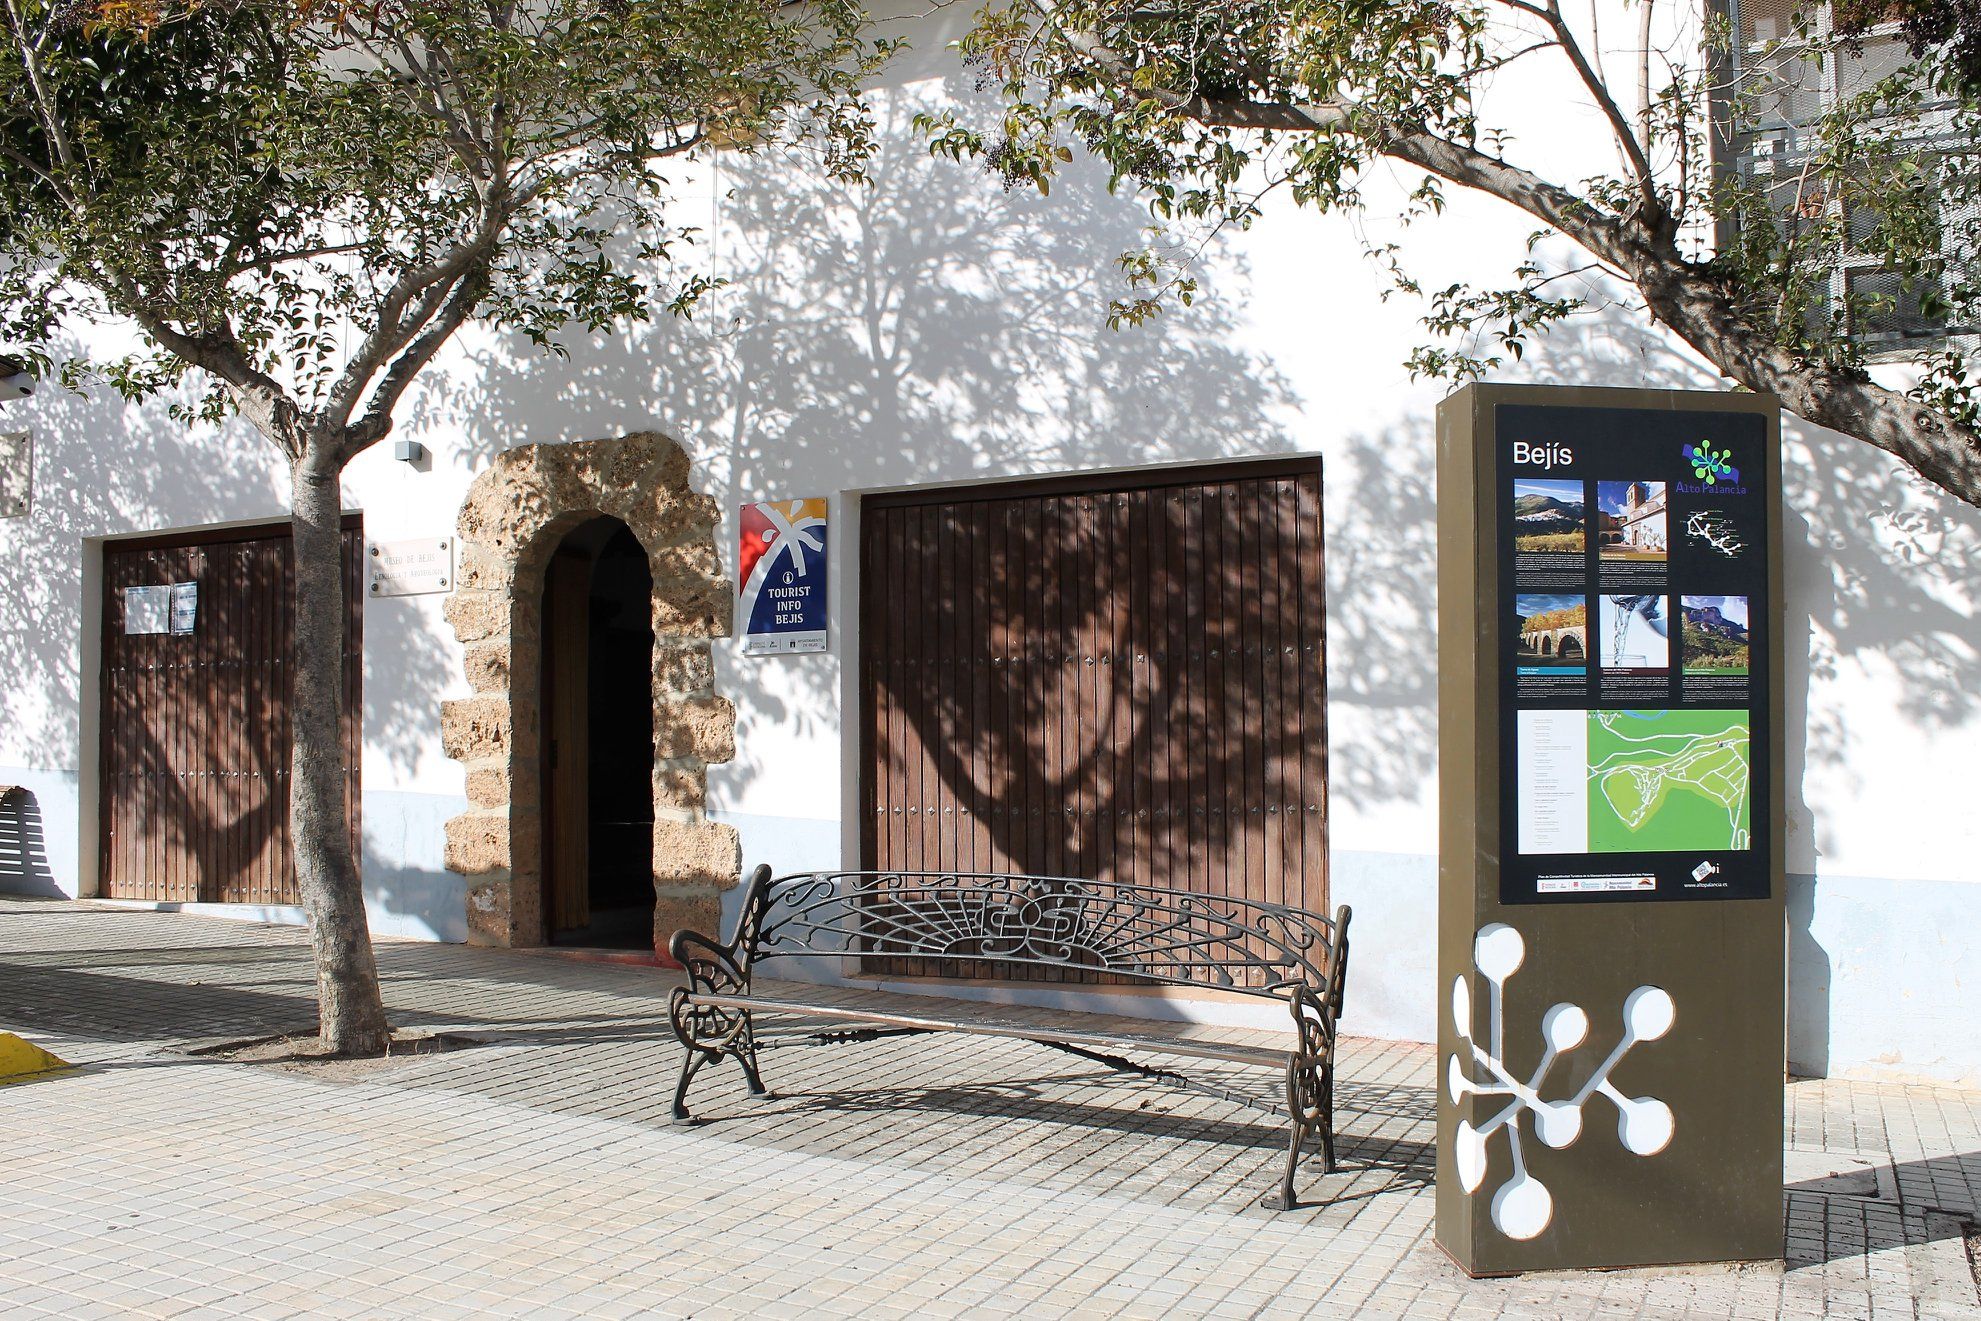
[358,790,470,942]
[1788,871,1981,1088]
[6,774,1979,1083]
[710,808,843,934]
[1331,849,1439,1043]
[0,766,79,898]
[0,772,467,944]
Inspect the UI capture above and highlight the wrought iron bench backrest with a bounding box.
[726,867,1348,1005]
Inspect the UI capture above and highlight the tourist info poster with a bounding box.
[1495,405,1770,904]
[739,498,828,654]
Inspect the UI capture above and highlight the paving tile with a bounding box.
[0,897,1977,1320]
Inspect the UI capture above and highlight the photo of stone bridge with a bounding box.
[1521,622,1586,660]
[1514,595,1589,666]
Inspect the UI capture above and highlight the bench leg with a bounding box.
[1269,1120,1307,1212]
[671,1042,772,1121]
[671,1047,711,1125]
[737,1031,774,1101]
[669,994,775,1117]
[1320,1067,1338,1174]
[1265,1056,1327,1211]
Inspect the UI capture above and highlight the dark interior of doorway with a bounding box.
[543,519,656,949]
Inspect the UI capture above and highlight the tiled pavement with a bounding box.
[1,898,1976,1319]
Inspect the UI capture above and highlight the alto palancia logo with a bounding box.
[1683,441,1741,487]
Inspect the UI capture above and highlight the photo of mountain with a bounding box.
[1681,595,1750,674]
[1512,478,1587,553]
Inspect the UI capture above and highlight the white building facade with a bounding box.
[1,5,1976,1086]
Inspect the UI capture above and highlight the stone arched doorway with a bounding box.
[540,514,655,946]
[439,432,739,952]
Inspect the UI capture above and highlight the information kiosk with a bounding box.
[1436,384,1784,1274]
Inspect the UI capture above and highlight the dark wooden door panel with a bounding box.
[543,546,592,935]
[99,520,362,904]
[860,462,1328,984]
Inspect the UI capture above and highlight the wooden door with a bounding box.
[860,461,1329,946]
[99,519,363,903]
[541,546,592,936]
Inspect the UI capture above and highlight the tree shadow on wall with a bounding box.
[1495,287,1981,839]
[0,352,272,771]
[1496,284,1981,1076]
[414,81,1309,830]
[0,336,453,916]
[385,80,1976,923]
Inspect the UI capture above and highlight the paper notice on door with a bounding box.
[169,582,198,635]
[123,585,171,635]
[1517,708,1588,854]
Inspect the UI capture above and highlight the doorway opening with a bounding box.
[541,517,655,948]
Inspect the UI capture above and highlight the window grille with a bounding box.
[1724,0,1980,353]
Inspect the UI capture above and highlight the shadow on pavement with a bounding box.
[1785,1149,1981,1269]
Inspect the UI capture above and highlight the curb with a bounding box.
[0,1032,72,1083]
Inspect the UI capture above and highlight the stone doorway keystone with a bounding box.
[440,432,739,952]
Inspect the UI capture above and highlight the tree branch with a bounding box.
[320,194,511,431]
[335,16,496,186]
[1639,0,1656,148]
[237,240,373,271]
[111,291,306,453]
[340,267,484,461]
[1499,0,1662,219]
[4,0,82,189]
[1052,26,1981,504]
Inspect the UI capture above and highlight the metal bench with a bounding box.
[666,866,1352,1210]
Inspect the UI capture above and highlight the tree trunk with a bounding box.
[289,445,390,1055]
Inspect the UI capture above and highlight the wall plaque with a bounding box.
[368,537,454,597]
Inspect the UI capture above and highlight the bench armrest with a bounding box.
[1277,904,1351,1066]
[669,928,748,997]
[667,864,775,996]
[1285,981,1337,1064]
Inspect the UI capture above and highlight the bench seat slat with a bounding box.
[689,992,1295,1070]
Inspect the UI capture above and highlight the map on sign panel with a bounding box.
[1587,710,1750,852]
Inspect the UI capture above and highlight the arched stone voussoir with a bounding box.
[441,429,739,951]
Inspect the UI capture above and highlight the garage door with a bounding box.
[859,460,1328,943]
[99,519,362,903]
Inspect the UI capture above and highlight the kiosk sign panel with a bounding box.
[1436,385,1784,1277]
[1496,404,1772,905]
[740,498,829,654]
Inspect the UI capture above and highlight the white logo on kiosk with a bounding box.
[1448,922,1675,1240]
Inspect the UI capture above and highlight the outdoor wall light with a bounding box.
[0,355,32,401]
[394,440,427,464]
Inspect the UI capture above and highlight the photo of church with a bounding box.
[1598,480,1668,561]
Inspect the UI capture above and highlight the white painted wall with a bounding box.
[0,3,1974,1083]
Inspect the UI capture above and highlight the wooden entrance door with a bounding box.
[98,519,363,903]
[541,544,592,936]
[859,460,1328,925]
